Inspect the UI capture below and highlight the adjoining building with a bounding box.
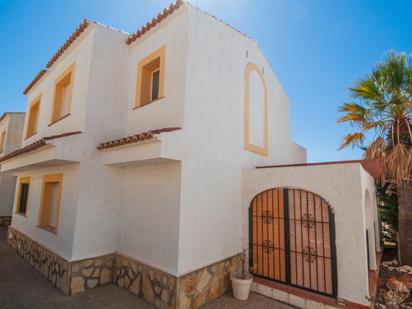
[0,112,25,227]
[2,1,381,308]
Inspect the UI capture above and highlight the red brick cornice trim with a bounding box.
[126,0,184,45]
[257,159,383,179]
[97,127,181,150]
[0,131,82,163]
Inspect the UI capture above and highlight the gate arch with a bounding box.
[249,188,337,297]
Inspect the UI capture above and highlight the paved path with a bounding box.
[0,228,293,308]
[201,293,294,308]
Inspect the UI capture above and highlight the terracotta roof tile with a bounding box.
[256,159,383,179]
[97,127,181,150]
[46,19,89,69]
[126,0,184,45]
[22,70,47,95]
[0,131,82,163]
[22,19,90,95]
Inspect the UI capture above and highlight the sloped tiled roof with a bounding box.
[46,19,90,69]
[126,0,184,45]
[22,0,251,95]
[22,19,90,95]
[23,69,47,95]
[97,127,181,150]
[0,131,82,163]
[23,0,184,95]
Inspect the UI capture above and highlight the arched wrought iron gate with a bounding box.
[249,188,337,297]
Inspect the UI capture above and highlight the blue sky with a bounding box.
[0,0,411,162]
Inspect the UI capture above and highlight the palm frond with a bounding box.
[338,132,365,150]
[363,120,385,130]
[338,50,412,186]
[337,102,370,124]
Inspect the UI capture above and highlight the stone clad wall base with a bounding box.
[70,254,115,294]
[7,227,241,308]
[7,226,71,295]
[176,255,241,309]
[113,253,177,308]
[0,216,11,227]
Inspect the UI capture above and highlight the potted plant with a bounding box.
[231,248,253,300]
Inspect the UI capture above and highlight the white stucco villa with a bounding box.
[1,1,382,308]
[0,112,25,227]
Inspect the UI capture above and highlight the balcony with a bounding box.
[97,127,181,166]
[0,132,82,172]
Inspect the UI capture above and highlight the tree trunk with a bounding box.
[398,183,412,265]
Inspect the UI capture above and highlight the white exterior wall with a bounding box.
[2,113,25,154]
[102,8,189,272]
[22,27,96,147]
[176,6,306,275]
[118,162,181,275]
[12,24,130,261]
[0,173,17,216]
[11,3,306,275]
[125,7,188,134]
[11,164,80,260]
[241,163,374,306]
[70,25,129,260]
[360,167,381,269]
[0,113,25,216]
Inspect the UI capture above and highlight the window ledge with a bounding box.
[48,113,71,127]
[133,96,165,110]
[14,212,27,218]
[36,225,57,234]
[24,132,38,141]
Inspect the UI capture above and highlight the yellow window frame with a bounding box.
[0,130,6,154]
[25,94,41,139]
[15,176,31,216]
[38,173,63,234]
[135,46,165,108]
[50,64,75,125]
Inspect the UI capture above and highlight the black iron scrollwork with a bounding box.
[262,240,274,254]
[303,246,316,263]
[302,213,315,228]
[262,210,273,224]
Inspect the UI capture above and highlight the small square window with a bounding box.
[26,96,41,139]
[51,65,74,124]
[0,131,6,153]
[16,177,30,216]
[38,174,63,233]
[135,47,165,107]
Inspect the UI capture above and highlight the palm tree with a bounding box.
[338,51,412,265]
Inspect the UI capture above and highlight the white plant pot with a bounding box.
[230,273,253,300]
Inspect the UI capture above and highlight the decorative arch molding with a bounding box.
[244,63,268,156]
